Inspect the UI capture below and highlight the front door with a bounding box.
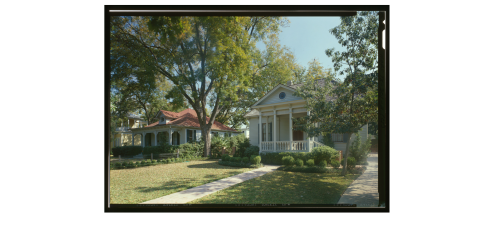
[293,130,303,141]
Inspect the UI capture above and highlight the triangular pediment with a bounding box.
[252,84,302,107]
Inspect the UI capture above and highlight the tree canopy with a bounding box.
[294,11,379,176]
[111,16,290,156]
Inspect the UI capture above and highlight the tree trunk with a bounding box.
[341,132,353,176]
[202,128,211,157]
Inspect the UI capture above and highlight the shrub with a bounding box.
[142,146,163,159]
[234,134,251,157]
[221,154,230,161]
[111,146,143,157]
[243,146,259,158]
[318,160,327,168]
[114,162,122,169]
[250,155,261,165]
[282,156,295,166]
[211,136,230,158]
[140,160,146,165]
[179,141,204,158]
[295,159,304,167]
[349,132,372,164]
[311,146,338,164]
[347,157,356,170]
[242,157,249,163]
[330,160,341,169]
[305,159,315,167]
[260,152,313,165]
[152,160,158,164]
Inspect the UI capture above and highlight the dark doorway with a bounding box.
[293,130,303,141]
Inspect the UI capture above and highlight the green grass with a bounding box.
[189,170,361,204]
[110,159,253,204]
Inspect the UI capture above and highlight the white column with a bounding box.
[307,111,311,152]
[169,127,172,145]
[132,133,135,146]
[289,106,293,151]
[273,110,276,152]
[154,131,158,146]
[258,110,262,154]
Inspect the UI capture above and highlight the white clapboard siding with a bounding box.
[249,117,259,146]
[257,87,302,106]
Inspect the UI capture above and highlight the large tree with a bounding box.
[214,33,299,129]
[111,16,288,156]
[294,11,379,176]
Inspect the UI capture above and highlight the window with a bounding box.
[262,123,266,142]
[211,132,218,137]
[279,92,286,99]
[268,122,272,141]
[332,133,344,142]
[187,130,194,142]
[161,117,164,122]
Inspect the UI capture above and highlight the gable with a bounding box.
[256,87,303,106]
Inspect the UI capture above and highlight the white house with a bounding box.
[244,79,369,154]
[129,108,238,147]
[111,113,148,147]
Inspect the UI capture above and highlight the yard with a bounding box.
[189,170,361,204]
[110,159,253,204]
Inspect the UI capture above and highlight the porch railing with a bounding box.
[276,141,290,151]
[260,141,312,152]
[291,141,308,151]
[260,142,273,151]
[312,141,326,149]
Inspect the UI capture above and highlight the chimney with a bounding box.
[287,80,293,86]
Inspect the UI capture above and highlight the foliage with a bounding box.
[179,141,205,157]
[330,160,341,169]
[311,146,339,164]
[260,152,313,165]
[142,146,162,159]
[221,154,231,161]
[111,146,143,157]
[305,159,315,167]
[295,159,304,167]
[349,132,372,163]
[111,16,290,157]
[347,157,357,170]
[282,156,295,166]
[318,160,327,168]
[293,11,379,176]
[234,134,251,157]
[243,146,259,158]
[250,155,261,165]
[242,157,249,163]
[211,136,230,158]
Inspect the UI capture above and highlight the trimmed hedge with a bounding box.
[111,156,208,170]
[250,155,261,165]
[243,146,260,158]
[295,159,304,167]
[260,152,313,165]
[318,160,327,168]
[111,146,143,157]
[282,156,295,166]
[305,159,315,167]
[330,159,341,169]
[311,146,339,164]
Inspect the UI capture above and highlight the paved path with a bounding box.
[337,153,379,207]
[141,165,280,204]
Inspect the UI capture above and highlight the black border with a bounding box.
[105,5,389,212]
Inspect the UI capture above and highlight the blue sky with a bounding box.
[256,16,346,79]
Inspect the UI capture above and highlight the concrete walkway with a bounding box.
[337,153,379,207]
[141,165,280,204]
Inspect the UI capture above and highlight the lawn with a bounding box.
[110,159,253,204]
[189,170,361,204]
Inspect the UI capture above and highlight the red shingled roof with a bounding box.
[144,108,237,132]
